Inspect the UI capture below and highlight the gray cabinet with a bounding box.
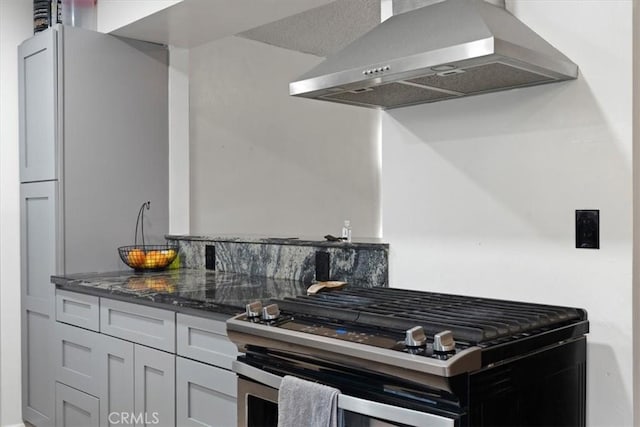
[176,313,239,370]
[100,299,175,353]
[21,182,58,313]
[134,345,175,427]
[19,30,60,425]
[23,309,54,426]
[19,24,169,426]
[55,322,101,397]
[18,29,58,183]
[99,334,135,427]
[176,357,237,427]
[56,289,100,332]
[55,382,100,427]
[52,293,241,427]
[176,315,238,427]
[21,181,58,425]
[18,25,169,275]
[54,314,177,427]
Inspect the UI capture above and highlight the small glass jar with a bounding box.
[341,220,352,243]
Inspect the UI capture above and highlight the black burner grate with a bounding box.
[275,288,585,345]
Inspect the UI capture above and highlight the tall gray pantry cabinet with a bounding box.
[18,25,169,426]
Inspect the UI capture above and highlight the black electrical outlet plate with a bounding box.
[315,252,330,281]
[576,210,599,249]
[205,245,216,270]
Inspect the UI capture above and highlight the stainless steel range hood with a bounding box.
[289,0,578,109]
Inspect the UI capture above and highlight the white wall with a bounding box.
[0,1,32,425]
[634,0,640,423]
[95,0,192,235]
[382,1,632,426]
[189,36,381,237]
[168,46,190,234]
[96,0,181,33]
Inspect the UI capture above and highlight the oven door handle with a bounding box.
[232,361,455,427]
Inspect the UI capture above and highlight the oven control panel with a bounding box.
[240,302,462,360]
[276,319,459,360]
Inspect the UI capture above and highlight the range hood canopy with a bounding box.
[289,0,578,109]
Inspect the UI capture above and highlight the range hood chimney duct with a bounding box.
[393,0,505,16]
[289,0,578,110]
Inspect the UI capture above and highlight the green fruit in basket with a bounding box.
[167,254,180,270]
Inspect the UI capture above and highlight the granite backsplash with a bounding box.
[166,235,389,287]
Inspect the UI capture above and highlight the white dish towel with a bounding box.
[277,375,341,427]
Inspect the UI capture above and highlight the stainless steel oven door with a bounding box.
[234,361,455,427]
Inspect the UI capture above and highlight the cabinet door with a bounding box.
[21,181,58,313]
[23,309,54,426]
[134,345,175,427]
[21,181,59,425]
[100,334,135,427]
[54,322,101,397]
[55,382,99,427]
[176,357,237,427]
[18,28,58,183]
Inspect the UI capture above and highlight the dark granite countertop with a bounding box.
[52,268,310,319]
[166,234,389,249]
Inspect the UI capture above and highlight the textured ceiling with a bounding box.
[238,0,381,57]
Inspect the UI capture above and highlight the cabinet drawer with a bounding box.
[56,290,99,332]
[177,314,238,370]
[100,298,175,352]
[55,382,99,427]
[176,357,237,427]
[54,322,101,398]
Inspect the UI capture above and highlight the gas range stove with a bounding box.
[227,287,588,384]
[227,287,589,426]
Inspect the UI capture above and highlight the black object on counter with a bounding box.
[205,245,216,270]
[315,252,330,281]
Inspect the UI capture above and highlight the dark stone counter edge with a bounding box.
[165,235,389,250]
[53,280,242,322]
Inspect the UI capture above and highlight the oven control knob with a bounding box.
[433,330,456,354]
[262,304,280,321]
[405,326,427,348]
[245,301,263,319]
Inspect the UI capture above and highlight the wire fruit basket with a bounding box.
[118,244,178,271]
[118,201,178,271]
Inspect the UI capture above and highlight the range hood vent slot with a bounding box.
[322,82,456,109]
[406,62,555,95]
